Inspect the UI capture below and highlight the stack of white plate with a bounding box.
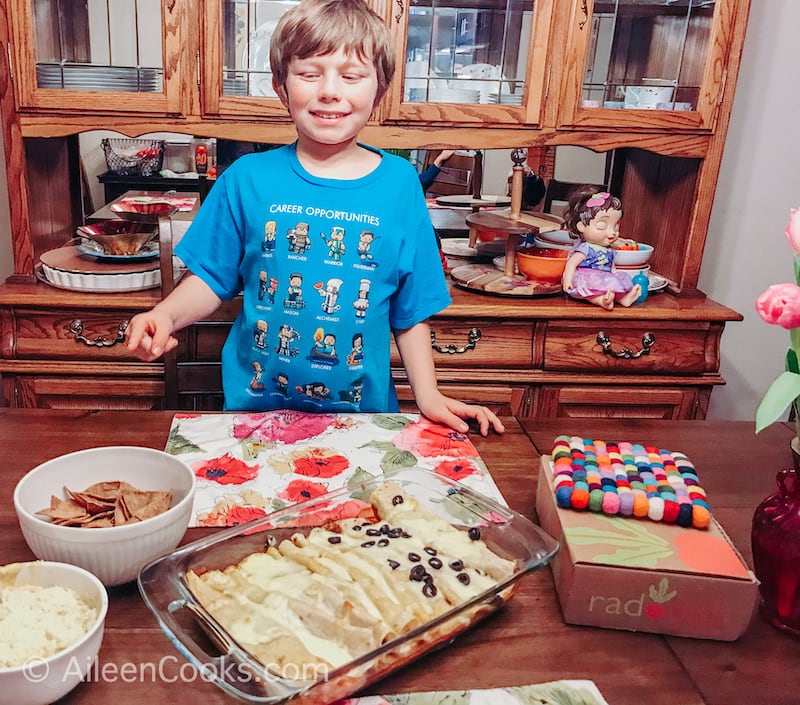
[36,63,162,92]
[489,92,524,105]
[428,87,481,104]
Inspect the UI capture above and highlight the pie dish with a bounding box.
[138,468,558,704]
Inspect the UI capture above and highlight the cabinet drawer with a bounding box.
[543,321,715,374]
[7,309,137,361]
[9,376,165,410]
[395,383,528,417]
[530,385,706,420]
[391,320,533,368]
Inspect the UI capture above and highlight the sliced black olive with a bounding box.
[468,527,481,541]
[449,560,464,571]
[457,572,471,585]
[360,540,376,548]
[410,564,427,581]
[392,495,404,505]
[387,559,400,570]
[365,528,381,536]
[424,546,437,556]
[380,524,390,535]
[387,528,403,538]
[377,538,389,547]
[422,582,438,598]
[428,557,443,569]
[408,552,421,562]
[327,536,342,544]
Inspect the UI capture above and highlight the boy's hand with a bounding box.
[417,392,505,436]
[126,310,178,361]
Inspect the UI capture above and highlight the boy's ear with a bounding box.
[272,78,289,107]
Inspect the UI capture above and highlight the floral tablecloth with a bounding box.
[339,681,608,705]
[164,411,505,527]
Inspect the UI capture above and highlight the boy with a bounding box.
[126,0,504,436]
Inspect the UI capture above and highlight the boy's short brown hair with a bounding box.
[270,0,395,105]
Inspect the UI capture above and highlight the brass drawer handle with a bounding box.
[69,319,129,348]
[579,0,589,29]
[430,327,481,354]
[596,331,655,359]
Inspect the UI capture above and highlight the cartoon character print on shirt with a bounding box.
[284,273,305,310]
[347,332,364,367]
[253,320,269,350]
[314,277,342,314]
[296,381,330,404]
[272,372,290,397]
[266,277,278,304]
[353,278,370,320]
[258,271,268,301]
[250,361,265,391]
[262,220,277,253]
[320,226,346,262]
[275,323,301,358]
[338,376,364,406]
[309,328,339,366]
[356,229,378,268]
[287,221,312,255]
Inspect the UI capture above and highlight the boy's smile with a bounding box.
[278,48,379,154]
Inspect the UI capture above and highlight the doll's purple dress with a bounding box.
[567,242,633,298]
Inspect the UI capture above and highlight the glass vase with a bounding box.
[751,467,800,636]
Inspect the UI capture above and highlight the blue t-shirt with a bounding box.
[175,143,451,413]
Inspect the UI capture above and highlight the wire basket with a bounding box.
[102,138,165,177]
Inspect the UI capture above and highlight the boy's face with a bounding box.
[277,48,378,151]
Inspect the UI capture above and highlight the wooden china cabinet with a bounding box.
[0,0,749,418]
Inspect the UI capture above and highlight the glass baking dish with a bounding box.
[138,467,558,704]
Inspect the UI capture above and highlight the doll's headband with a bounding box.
[586,192,611,208]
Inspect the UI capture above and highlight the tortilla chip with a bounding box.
[37,481,174,527]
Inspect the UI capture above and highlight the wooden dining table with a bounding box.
[2,408,799,705]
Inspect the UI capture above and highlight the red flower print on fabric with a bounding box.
[292,447,349,478]
[279,479,329,503]
[192,453,259,485]
[393,419,478,458]
[232,410,335,445]
[197,505,267,527]
[435,458,479,481]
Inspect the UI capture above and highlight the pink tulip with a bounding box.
[785,208,800,256]
[756,283,800,329]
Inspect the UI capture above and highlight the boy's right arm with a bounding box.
[126,274,222,361]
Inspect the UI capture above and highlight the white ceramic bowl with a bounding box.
[0,561,108,705]
[611,242,654,266]
[615,263,651,278]
[533,234,574,251]
[14,446,196,586]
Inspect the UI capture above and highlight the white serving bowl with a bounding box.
[615,263,651,278]
[533,234,575,251]
[0,561,108,705]
[14,446,196,586]
[611,242,654,266]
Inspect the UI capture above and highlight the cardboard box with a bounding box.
[536,455,758,640]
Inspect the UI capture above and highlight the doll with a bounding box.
[561,187,642,310]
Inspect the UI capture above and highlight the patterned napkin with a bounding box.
[164,410,505,527]
[338,681,609,704]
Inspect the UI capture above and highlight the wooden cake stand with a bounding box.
[450,149,564,297]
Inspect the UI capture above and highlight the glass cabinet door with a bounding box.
[202,0,297,117]
[8,0,192,114]
[384,0,552,125]
[557,0,738,130]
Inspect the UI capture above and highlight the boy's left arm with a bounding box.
[394,322,505,436]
